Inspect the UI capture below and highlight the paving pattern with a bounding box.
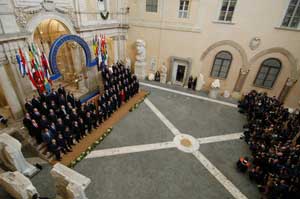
[0,83,261,199]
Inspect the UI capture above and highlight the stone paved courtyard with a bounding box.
[0,83,261,199]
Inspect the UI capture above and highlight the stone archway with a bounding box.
[26,12,76,40]
[249,47,298,80]
[200,40,248,69]
[196,40,248,92]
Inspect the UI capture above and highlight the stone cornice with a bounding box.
[130,19,201,33]
[0,32,31,43]
[75,23,129,33]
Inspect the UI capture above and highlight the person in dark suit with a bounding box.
[56,133,70,154]
[107,100,112,117]
[49,139,61,161]
[42,128,53,147]
[39,91,49,105]
[32,95,42,110]
[101,103,108,120]
[58,105,68,119]
[70,109,79,123]
[78,118,87,137]
[57,84,66,97]
[66,102,73,114]
[23,113,33,135]
[49,100,58,112]
[49,122,58,138]
[25,98,33,113]
[47,109,57,124]
[124,87,130,102]
[72,121,81,142]
[78,105,86,121]
[100,94,106,105]
[91,110,99,128]
[63,114,72,128]
[75,98,81,109]
[39,115,49,130]
[67,91,76,107]
[32,108,41,122]
[31,119,42,144]
[85,112,93,133]
[56,118,65,133]
[63,127,74,148]
[58,94,67,107]
[40,102,49,116]
[97,106,104,124]
[49,89,59,104]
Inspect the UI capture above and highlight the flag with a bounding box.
[16,52,26,77]
[18,48,28,75]
[24,50,37,89]
[41,52,51,79]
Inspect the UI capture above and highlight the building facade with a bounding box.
[0,0,129,119]
[127,0,300,108]
[1,0,300,120]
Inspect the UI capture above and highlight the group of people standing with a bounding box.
[23,63,139,161]
[238,90,300,198]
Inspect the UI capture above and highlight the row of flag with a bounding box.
[92,34,108,69]
[15,44,52,94]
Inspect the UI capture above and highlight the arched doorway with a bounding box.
[33,19,86,87]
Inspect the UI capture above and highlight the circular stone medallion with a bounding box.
[173,134,200,153]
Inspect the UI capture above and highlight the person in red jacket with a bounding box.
[120,89,125,103]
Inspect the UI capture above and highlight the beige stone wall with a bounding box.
[127,0,300,108]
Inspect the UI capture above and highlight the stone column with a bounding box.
[0,64,23,119]
[278,78,296,103]
[233,68,249,92]
[112,36,119,63]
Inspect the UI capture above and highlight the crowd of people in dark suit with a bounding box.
[238,90,300,198]
[23,63,139,161]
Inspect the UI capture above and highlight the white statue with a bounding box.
[135,40,146,62]
[0,171,38,199]
[134,39,147,79]
[211,79,221,89]
[0,133,38,177]
[209,79,221,99]
[50,163,91,199]
[160,63,167,84]
[148,73,155,81]
[196,73,205,91]
[125,57,131,69]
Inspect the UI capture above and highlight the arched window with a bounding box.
[210,51,232,79]
[254,58,281,88]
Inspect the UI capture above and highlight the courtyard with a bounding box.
[1,83,261,199]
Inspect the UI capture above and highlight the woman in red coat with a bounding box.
[120,89,125,103]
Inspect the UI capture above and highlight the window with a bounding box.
[146,0,158,13]
[178,0,190,18]
[219,0,237,21]
[210,51,232,79]
[254,58,281,89]
[282,0,300,28]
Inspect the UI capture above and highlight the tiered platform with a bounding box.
[51,90,148,166]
